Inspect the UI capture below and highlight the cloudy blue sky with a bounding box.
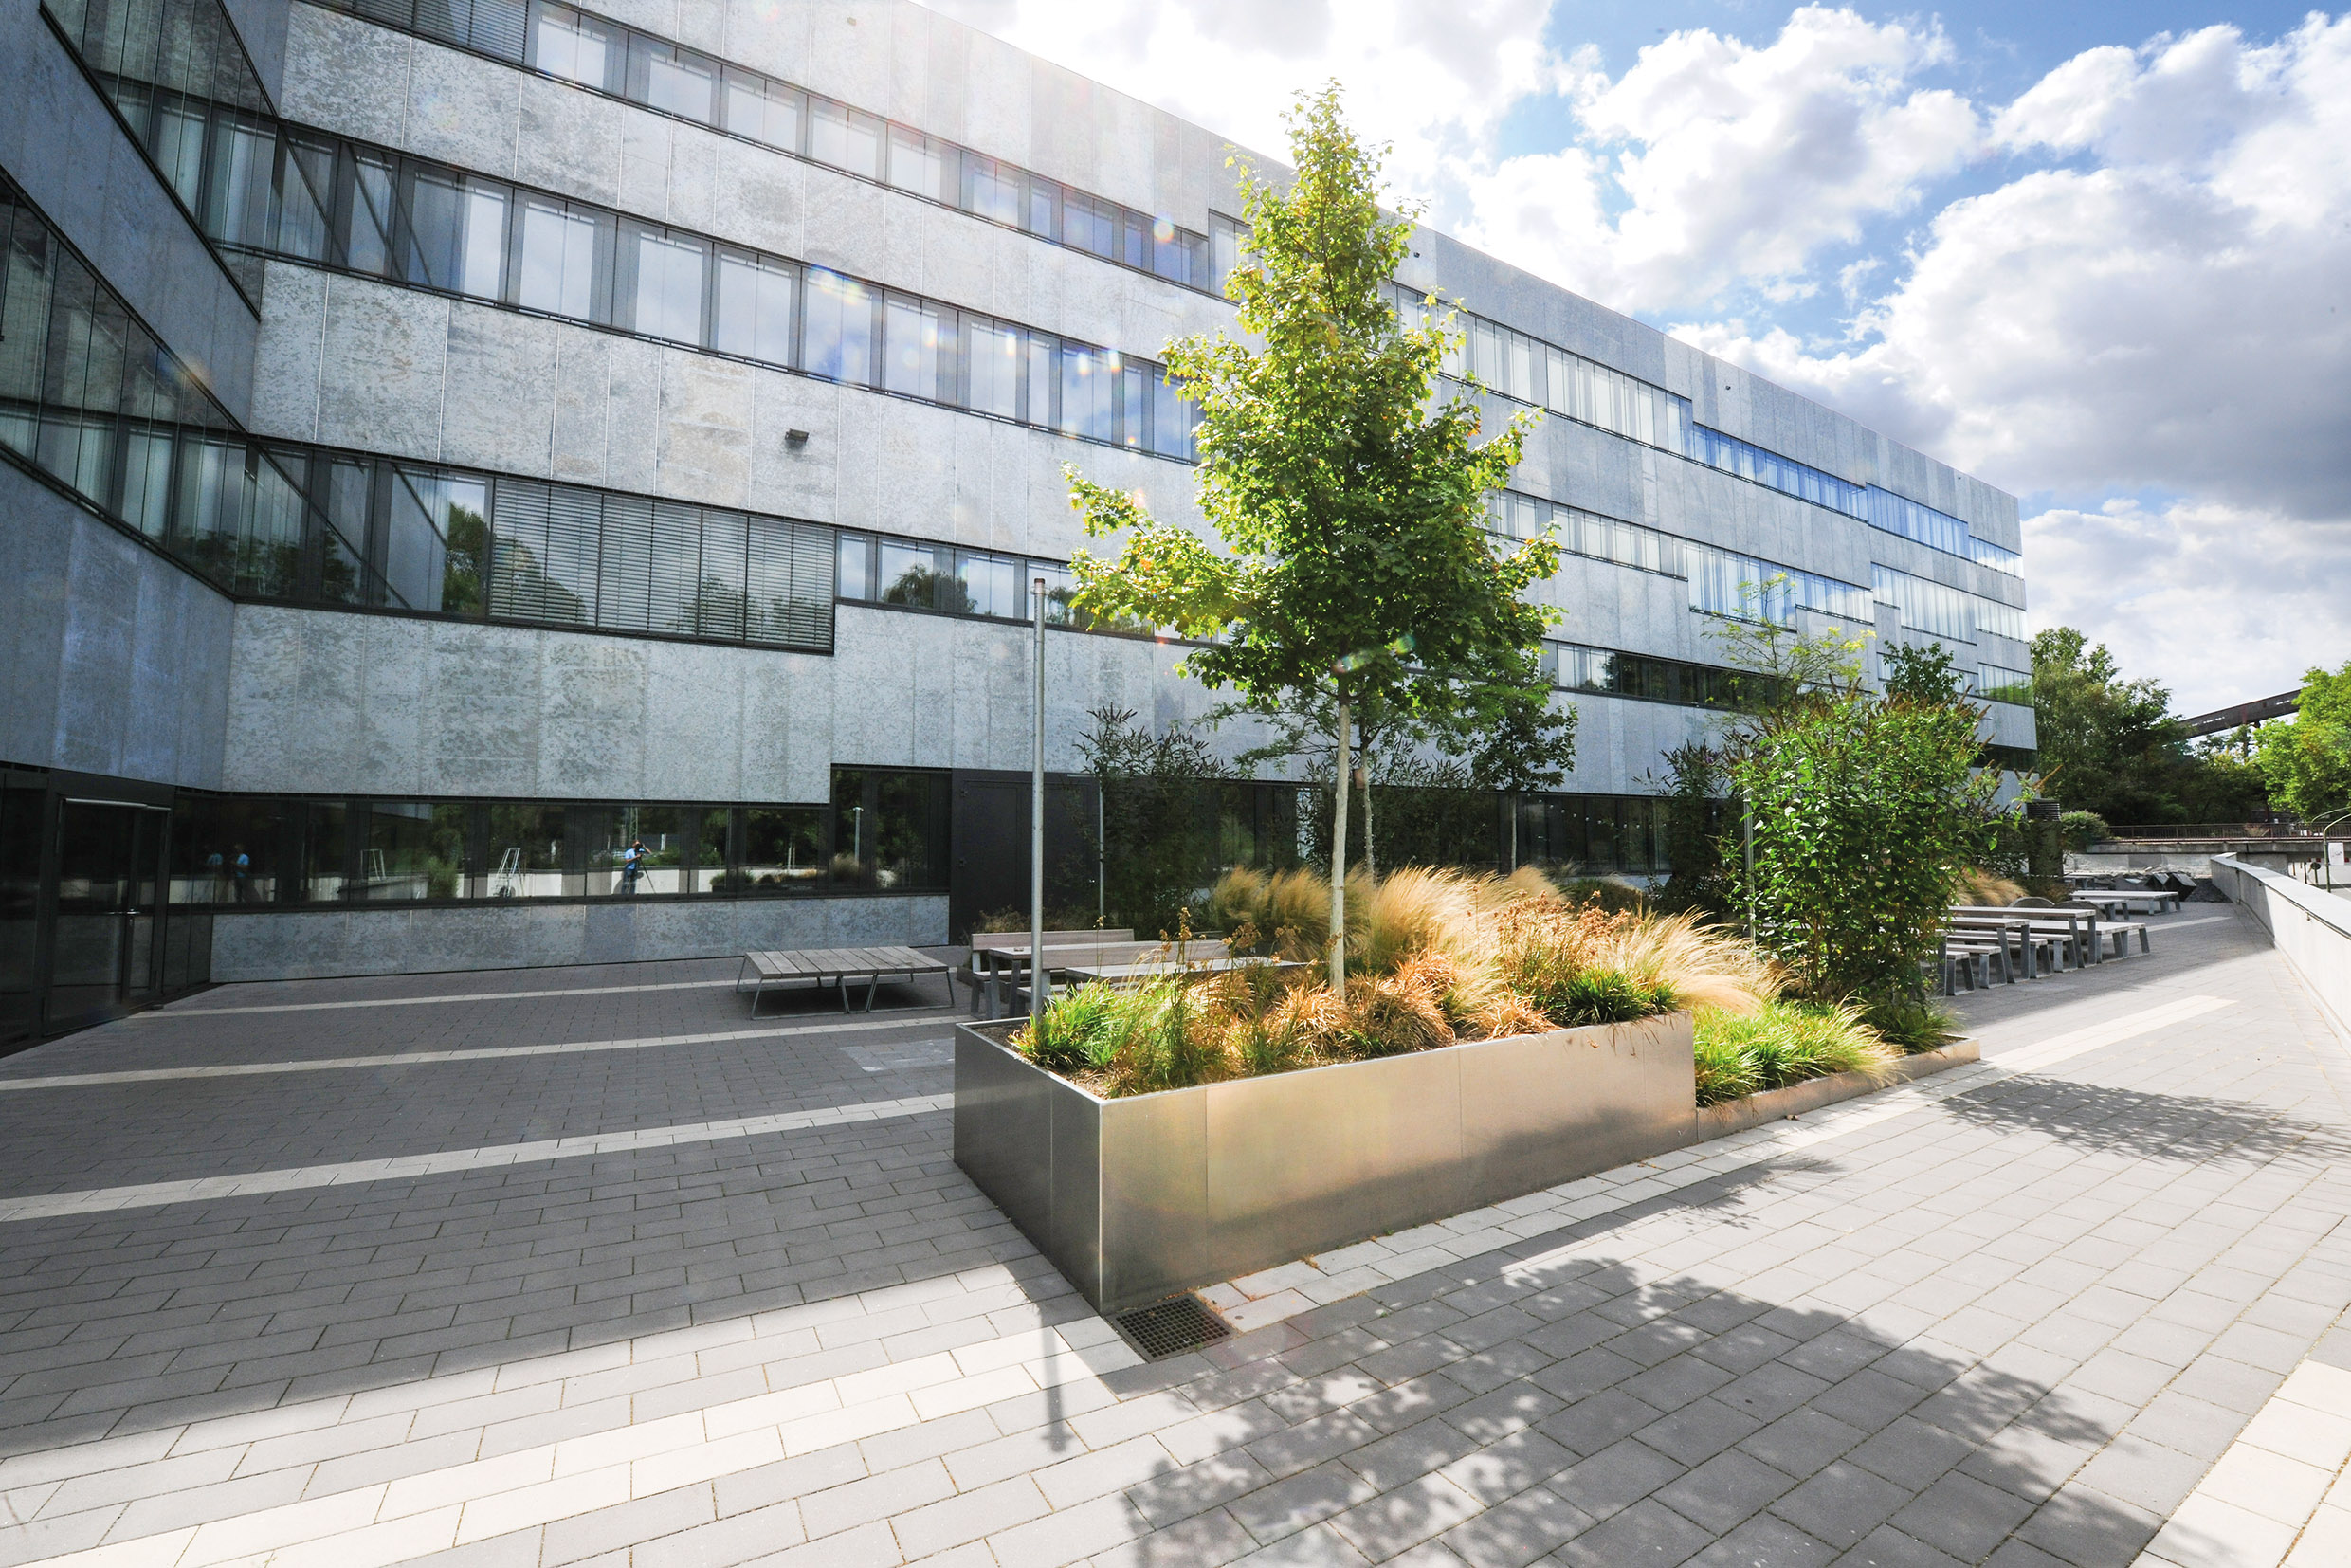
[920,0,2350,717]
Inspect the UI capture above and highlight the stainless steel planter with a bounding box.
[954,1012,1698,1314]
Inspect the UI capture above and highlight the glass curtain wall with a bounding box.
[164,773,954,908]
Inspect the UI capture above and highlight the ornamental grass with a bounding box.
[1015,864,1800,1097]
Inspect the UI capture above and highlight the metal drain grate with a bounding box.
[1114,1294,1232,1361]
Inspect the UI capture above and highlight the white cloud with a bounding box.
[1678,16,2351,517]
[1460,7,1978,310]
[911,0,1559,202]
[2023,500,2351,714]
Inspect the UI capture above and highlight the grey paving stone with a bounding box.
[1768,1459,1913,1550]
[1553,1496,1715,1567]
[1651,1449,1801,1536]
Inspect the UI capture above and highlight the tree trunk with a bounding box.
[1360,767,1376,882]
[1329,688,1351,991]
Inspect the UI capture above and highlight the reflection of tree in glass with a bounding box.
[679,573,749,638]
[487,535,589,622]
[441,503,488,614]
[882,564,975,614]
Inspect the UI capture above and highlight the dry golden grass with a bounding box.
[1584,908,1779,1016]
[1960,868,2027,906]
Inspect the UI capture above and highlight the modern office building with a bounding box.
[0,0,2034,1044]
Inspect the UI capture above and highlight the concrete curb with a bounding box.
[1697,1039,1982,1137]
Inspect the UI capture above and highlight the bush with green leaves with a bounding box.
[1692,1001,1894,1105]
[1724,691,2000,1001]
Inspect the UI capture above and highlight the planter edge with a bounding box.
[1696,1039,1982,1137]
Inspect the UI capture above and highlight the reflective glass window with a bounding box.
[361,802,469,900]
[630,35,716,122]
[594,805,683,893]
[691,807,735,892]
[964,319,1023,420]
[531,2,617,89]
[887,125,944,199]
[302,800,350,903]
[741,807,825,889]
[619,223,707,343]
[484,804,571,897]
[882,295,945,399]
[721,68,801,150]
[801,268,872,385]
[962,155,1021,225]
[713,248,793,364]
[169,796,285,905]
[808,98,882,178]
[515,197,608,319]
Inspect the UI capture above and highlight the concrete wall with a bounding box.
[2210,856,2351,1043]
[208,891,949,979]
[0,465,235,786]
[0,2,259,419]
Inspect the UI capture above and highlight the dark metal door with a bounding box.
[48,800,168,1030]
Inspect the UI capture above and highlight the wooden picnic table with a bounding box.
[737,945,951,1015]
[971,939,1234,1017]
[2071,888,2183,915]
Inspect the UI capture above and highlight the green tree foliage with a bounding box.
[1724,692,2000,1002]
[1075,705,1218,939]
[2028,629,2188,821]
[1882,642,1969,707]
[1653,740,1730,916]
[2030,628,2287,823]
[1063,86,1560,983]
[2258,661,2351,820]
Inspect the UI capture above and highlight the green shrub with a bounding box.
[1019,982,1129,1075]
[1863,995,1959,1054]
[1692,1001,1895,1105]
[1547,969,1676,1027]
[2059,811,2111,851]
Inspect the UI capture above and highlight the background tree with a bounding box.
[1882,642,1969,707]
[1075,705,1217,937]
[2028,628,2187,821]
[1064,85,1559,986]
[2258,661,2351,821]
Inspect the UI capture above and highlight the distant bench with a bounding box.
[737,945,952,1014]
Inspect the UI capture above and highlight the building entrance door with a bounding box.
[48,800,168,1029]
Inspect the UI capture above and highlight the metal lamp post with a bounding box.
[1030,576,1048,1019]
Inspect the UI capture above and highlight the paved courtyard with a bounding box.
[1,908,2347,1568]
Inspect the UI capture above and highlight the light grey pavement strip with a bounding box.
[2136,1352,2351,1567]
[0,1013,958,1092]
[845,1040,957,1074]
[6,906,2349,1568]
[134,977,746,1016]
[0,1094,954,1223]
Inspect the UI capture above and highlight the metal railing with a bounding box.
[2100,823,2311,840]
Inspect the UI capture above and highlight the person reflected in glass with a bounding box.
[231,844,251,903]
[616,838,647,895]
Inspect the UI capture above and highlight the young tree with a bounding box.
[1063,86,1559,987]
[1882,641,1970,707]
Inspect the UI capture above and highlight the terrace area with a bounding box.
[0,904,2346,1568]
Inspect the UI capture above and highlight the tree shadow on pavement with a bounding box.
[1105,1250,2193,1567]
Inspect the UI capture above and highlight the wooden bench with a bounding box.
[737,945,952,1015]
[970,935,1235,1017]
[2074,889,2182,916]
[1951,906,2101,969]
[961,930,1133,1015]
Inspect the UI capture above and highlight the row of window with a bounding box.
[301,0,1218,294]
[1545,642,1762,712]
[1874,565,2028,646]
[1490,489,1875,629]
[1407,283,2024,580]
[168,771,950,907]
[1977,665,2033,708]
[50,27,1202,458]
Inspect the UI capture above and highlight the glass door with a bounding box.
[48,800,168,1029]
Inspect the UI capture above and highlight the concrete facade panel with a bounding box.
[0,465,232,787]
